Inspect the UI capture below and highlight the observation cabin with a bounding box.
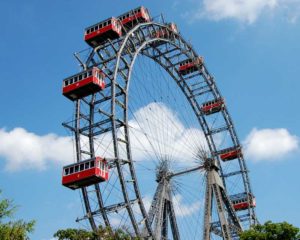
[62,157,109,190]
[62,67,105,101]
[219,146,242,162]
[230,193,256,211]
[84,17,122,48]
[178,56,204,75]
[118,6,151,30]
[201,98,225,115]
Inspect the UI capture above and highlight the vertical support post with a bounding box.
[75,100,81,163]
[154,181,166,240]
[75,99,97,230]
[162,201,168,239]
[168,194,180,240]
[89,95,111,228]
[203,173,212,240]
[212,183,232,240]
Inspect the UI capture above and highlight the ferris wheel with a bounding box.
[61,6,257,240]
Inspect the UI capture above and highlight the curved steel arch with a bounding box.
[66,21,257,239]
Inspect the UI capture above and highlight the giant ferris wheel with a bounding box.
[61,6,257,240]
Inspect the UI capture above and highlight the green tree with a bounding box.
[54,225,140,240]
[239,221,300,240]
[53,228,94,240]
[0,190,35,240]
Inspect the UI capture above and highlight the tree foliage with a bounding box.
[0,190,35,240]
[239,221,300,240]
[54,225,140,240]
[53,228,93,240]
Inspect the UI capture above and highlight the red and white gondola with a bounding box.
[178,56,204,75]
[62,67,105,101]
[230,193,256,211]
[201,98,225,115]
[62,157,109,190]
[219,146,242,162]
[84,17,122,47]
[118,6,151,29]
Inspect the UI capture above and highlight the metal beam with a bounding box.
[168,190,180,240]
[76,199,138,222]
[168,164,205,179]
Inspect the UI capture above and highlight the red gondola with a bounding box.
[62,67,105,101]
[178,57,204,75]
[230,193,256,211]
[84,17,122,47]
[62,157,109,190]
[219,147,242,161]
[201,98,224,115]
[118,6,151,29]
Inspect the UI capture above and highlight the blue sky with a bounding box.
[0,0,300,239]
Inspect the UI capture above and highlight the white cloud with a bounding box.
[85,102,207,164]
[194,0,277,24]
[128,102,207,164]
[209,0,275,23]
[243,128,299,161]
[96,102,207,163]
[0,102,207,172]
[187,0,300,24]
[0,128,73,171]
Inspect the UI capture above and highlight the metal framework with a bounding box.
[63,16,257,239]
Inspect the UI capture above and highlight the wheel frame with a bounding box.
[64,21,256,239]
